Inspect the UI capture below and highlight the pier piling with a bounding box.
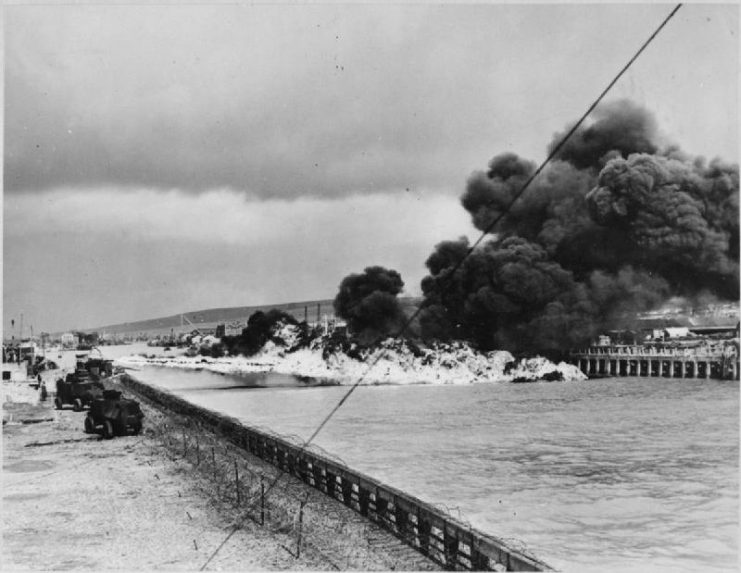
[571,344,739,380]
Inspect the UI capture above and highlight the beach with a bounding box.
[2,378,438,571]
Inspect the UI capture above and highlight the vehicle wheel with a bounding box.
[103,420,114,440]
[73,398,83,412]
[84,415,95,434]
[54,397,63,410]
[131,421,142,436]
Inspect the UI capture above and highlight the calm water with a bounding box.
[111,345,738,573]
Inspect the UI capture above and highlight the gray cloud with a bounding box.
[5,5,501,196]
[7,4,736,198]
[3,188,474,331]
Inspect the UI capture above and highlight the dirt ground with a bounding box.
[2,379,439,571]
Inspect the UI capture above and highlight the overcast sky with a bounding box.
[3,3,738,334]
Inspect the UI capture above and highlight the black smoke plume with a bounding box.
[586,153,738,298]
[421,236,596,353]
[334,266,405,344]
[422,99,738,354]
[548,99,659,170]
[224,308,300,356]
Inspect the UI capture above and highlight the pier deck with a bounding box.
[571,344,740,380]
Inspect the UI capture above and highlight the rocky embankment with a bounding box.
[119,324,586,385]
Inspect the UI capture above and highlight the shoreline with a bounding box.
[116,339,587,386]
[2,377,439,571]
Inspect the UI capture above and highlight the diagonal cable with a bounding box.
[199,4,682,569]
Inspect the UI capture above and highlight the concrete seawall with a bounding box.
[120,374,552,572]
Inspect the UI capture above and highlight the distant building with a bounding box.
[597,335,611,346]
[216,322,244,337]
[663,327,690,339]
[61,332,77,349]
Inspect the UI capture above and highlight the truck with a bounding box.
[54,370,105,411]
[84,390,144,439]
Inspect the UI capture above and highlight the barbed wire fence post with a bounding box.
[295,495,307,559]
[261,477,265,526]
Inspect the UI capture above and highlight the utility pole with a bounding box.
[20,313,24,341]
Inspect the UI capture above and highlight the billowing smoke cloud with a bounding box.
[224,308,300,356]
[334,266,405,343]
[547,99,659,170]
[422,100,739,354]
[421,236,597,353]
[586,153,739,298]
[461,153,594,250]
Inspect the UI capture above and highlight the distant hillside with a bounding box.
[80,297,423,337]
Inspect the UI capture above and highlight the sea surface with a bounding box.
[103,345,738,572]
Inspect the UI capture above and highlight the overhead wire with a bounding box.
[199,4,683,569]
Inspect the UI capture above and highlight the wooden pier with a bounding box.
[571,344,740,380]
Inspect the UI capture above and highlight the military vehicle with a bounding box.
[84,390,144,439]
[73,350,114,380]
[84,357,114,379]
[54,370,105,411]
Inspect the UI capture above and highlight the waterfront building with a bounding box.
[61,332,77,349]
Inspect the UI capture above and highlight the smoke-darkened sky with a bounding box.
[3,3,738,334]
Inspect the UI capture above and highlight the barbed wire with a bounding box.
[141,409,402,569]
